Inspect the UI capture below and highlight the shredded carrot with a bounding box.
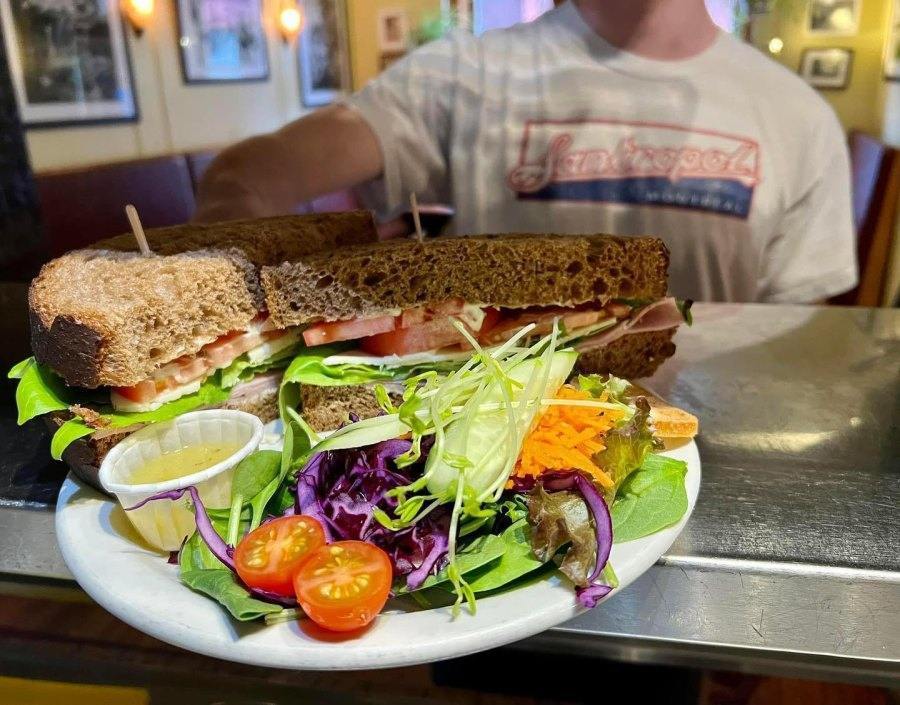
[510,385,626,489]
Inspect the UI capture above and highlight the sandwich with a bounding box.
[12,222,689,486]
[12,211,379,483]
[263,234,689,431]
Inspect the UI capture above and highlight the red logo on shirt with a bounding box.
[507,119,760,218]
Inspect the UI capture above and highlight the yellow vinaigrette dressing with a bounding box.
[128,443,242,485]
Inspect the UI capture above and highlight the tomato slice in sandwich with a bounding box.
[359,316,471,356]
[399,298,466,328]
[303,315,397,347]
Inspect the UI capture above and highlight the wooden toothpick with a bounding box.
[125,204,152,256]
[409,192,424,243]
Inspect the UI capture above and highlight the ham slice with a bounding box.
[575,297,683,353]
[225,370,283,405]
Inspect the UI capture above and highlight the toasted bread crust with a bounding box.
[97,211,378,265]
[262,234,670,327]
[30,310,106,389]
[299,384,396,433]
[54,388,279,492]
[30,213,378,388]
[30,249,261,388]
[575,328,677,380]
[31,226,670,389]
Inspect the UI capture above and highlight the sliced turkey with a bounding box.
[575,298,684,352]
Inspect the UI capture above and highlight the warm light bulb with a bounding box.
[829,6,854,31]
[278,1,303,42]
[131,0,153,16]
[768,37,784,54]
[122,0,154,34]
[280,7,302,33]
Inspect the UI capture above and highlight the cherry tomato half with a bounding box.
[293,541,392,632]
[234,515,326,598]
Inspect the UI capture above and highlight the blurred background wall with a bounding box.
[24,0,303,170]
[18,0,900,173]
[748,0,892,137]
[3,0,899,304]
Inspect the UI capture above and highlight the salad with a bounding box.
[132,321,691,634]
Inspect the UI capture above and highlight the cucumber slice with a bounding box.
[425,350,577,496]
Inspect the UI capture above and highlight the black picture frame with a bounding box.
[799,47,853,90]
[806,0,860,36]
[0,0,138,128]
[175,0,270,84]
[886,31,900,82]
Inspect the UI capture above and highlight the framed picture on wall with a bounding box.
[748,0,772,14]
[886,33,900,80]
[177,0,269,83]
[298,0,350,107]
[0,0,137,127]
[799,47,853,89]
[806,0,860,36]
[377,8,409,53]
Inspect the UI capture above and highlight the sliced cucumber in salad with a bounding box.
[425,350,577,497]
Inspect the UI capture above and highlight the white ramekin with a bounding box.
[99,409,264,552]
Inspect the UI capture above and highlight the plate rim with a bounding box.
[56,440,701,670]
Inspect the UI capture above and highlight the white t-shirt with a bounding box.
[344,1,857,303]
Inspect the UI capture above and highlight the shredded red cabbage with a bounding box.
[572,474,613,585]
[294,437,450,589]
[127,487,235,570]
[533,470,615,608]
[127,487,297,607]
[576,583,613,608]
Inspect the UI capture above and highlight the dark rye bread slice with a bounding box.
[53,387,279,492]
[97,211,377,266]
[30,212,378,389]
[299,384,393,433]
[262,234,669,327]
[574,328,677,380]
[299,330,677,432]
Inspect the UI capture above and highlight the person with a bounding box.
[193,0,857,303]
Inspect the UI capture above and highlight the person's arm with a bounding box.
[193,105,383,223]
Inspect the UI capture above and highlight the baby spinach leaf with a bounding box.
[227,450,282,544]
[468,519,547,593]
[180,512,240,571]
[178,511,280,621]
[611,453,688,543]
[401,533,506,593]
[231,450,282,501]
[180,569,282,621]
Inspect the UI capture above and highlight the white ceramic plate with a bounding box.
[56,440,700,670]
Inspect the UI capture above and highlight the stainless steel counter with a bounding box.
[1,303,898,682]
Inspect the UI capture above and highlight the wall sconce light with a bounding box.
[278,0,303,43]
[121,0,154,36]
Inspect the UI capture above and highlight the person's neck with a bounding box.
[571,0,718,60]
